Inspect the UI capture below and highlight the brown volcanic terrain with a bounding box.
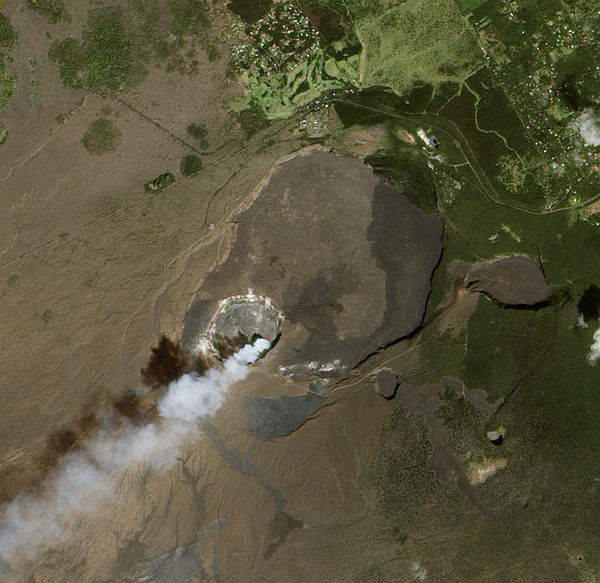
[0,5,445,579]
[0,0,298,517]
[0,121,443,580]
[183,148,442,381]
[1,3,570,583]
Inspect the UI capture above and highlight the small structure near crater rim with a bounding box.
[204,292,281,359]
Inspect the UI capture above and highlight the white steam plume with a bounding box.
[0,338,270,574]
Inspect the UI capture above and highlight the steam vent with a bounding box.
[208,294,281,358]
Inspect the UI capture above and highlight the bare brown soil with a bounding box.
[467,457,508,485]
[436,285,480,336]
[0,5,457,583]
[335,124,387,156]
[0,0,301,517]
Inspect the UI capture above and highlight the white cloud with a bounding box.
[589,324,600,364]
[575,108,600,146]
[410,561,427,581]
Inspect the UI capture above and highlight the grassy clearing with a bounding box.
[81,118,122,155]
[357,0,481,95]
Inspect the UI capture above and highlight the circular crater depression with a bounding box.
[208,294,281,359]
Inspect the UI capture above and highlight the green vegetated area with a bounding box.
[454,0,600,208]
[26,0,68,24]
[283,0,481,100]
[455,0,488,10]
[366,271,600,580]
[180,153,202,176]
[145,171,175,192]
[324,0,600,213]
[348,125,600,578]
[0,13,15,110]
[49,0,211,94]
[228,1,360,119]
[180,123,207,175]
[227,0,272,23]
[360,353,597,583]
[81,118,122,155]
[296,0,360,53]
[186,122,209,149]
[320,0,600,578]
[361,405,580,582]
